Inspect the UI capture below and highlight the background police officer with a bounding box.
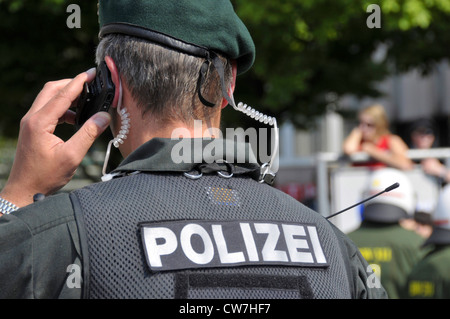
[348,168,425,298]
[403,185,450,298]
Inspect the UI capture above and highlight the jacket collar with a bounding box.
[110,137,261,179]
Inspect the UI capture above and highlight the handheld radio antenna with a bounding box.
[326,182,399,220]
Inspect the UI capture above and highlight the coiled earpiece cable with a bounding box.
[227,92,279,184]
[102,81,130,181]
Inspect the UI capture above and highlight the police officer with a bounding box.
[403,185,450,298]
[348,168,425,299]
[0,1,386,299]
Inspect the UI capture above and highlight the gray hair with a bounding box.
[95,34,232,124]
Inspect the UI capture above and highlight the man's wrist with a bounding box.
[0,184,36,213]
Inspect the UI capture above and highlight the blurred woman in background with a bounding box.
[343,104,413,170]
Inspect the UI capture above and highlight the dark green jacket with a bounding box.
[0,138,387,299]
[348,221,425,299]
[403,226,450,299]
[403,246,450,298]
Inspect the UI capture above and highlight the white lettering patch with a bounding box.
[140,220,329,272]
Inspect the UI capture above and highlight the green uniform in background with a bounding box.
[403,184,450,298]
[348,221,425,299]
[404,245,450,298]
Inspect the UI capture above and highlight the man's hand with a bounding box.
[0,69,111,209]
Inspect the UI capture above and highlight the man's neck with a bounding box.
[121,116,221,158]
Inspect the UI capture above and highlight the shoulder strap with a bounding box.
[69,192,91,299]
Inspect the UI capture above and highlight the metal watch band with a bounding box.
[0,196,19,214]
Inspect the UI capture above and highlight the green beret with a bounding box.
[98,0,255,75]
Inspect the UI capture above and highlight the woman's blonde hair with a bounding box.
[359,104,390,136]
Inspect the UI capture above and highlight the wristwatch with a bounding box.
[0,196,19,214]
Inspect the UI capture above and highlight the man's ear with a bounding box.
[104,56,121,109]
[221,60,237,109]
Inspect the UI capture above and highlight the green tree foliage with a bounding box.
[231,0,450,128]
